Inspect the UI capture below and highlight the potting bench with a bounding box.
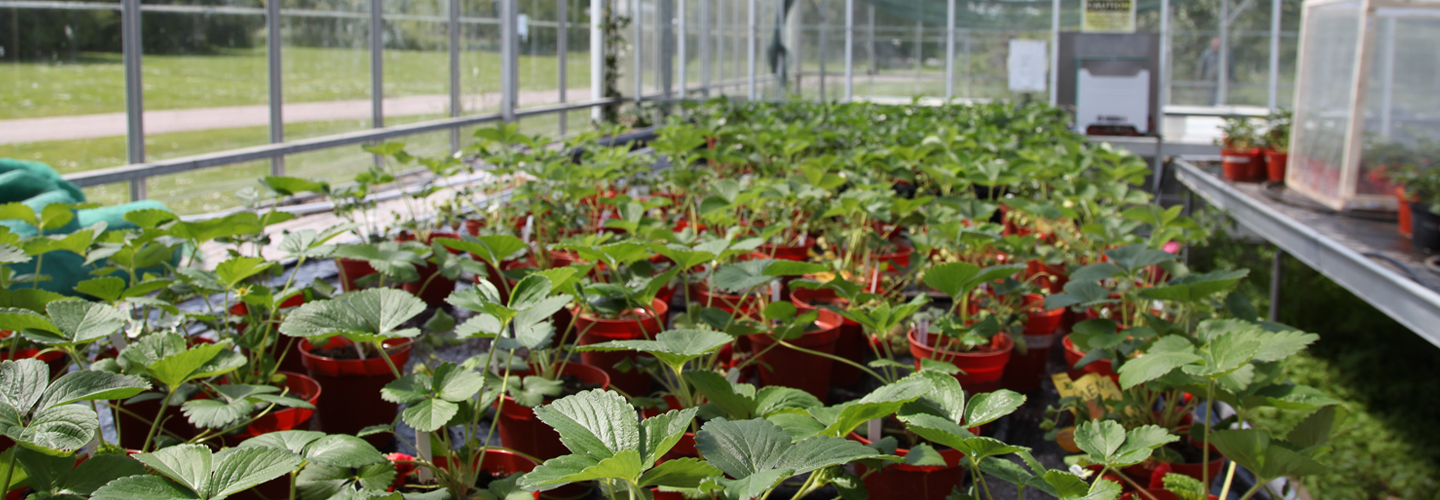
[1173,159,1440,347]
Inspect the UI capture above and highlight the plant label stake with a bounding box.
[917,319,930,346]
[522,216,534,243]
[770,280,781,303]
[867,418,882,443]
[415,430,433,482]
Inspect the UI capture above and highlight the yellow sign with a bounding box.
[1052,372,1125,417]
[1082,0,1136,33]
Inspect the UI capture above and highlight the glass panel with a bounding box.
[383,0,450,157]
[140,1,269,159]
[1357,14,1440,199]
[146,160,267,215]
[1289,0,1362,203]
[0,2,127,184]
[460,0,500,116]
[281,0,373,140]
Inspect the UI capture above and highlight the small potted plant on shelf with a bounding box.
[1261,109,1291,183]
[1216,118,1262,182]
[1382,163,1440,252]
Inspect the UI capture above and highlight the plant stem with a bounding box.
[0,447,16,494]
[1202,379,1215,490]
[775,338,886,383]
[140,388,176,452]
[375,341,404,379]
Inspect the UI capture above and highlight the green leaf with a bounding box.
[1138,270,1249,303]
[638,407,700,467]
[170,212,265,243]
[521,450,644,490]
[816,378,930,437]
[0,203,39,227]
[279,288,427,341]
[31,452,147,498]
[440,235,527,268]
[37,370,149,408]
[1286,406,1339,451]
[1068,263,1125,283]
[1252,329,1319,362]
[903,443,947,467]
[964,390,1026,427]
[778,435,884,474]
[134,444,213,494]
[1104,244,1177,273]
[123,208,178,229]
[432,363,484,402]
[712,260,775,293]
[237,430,325,456]
[215,257,275,289]
[6,404,96,452]
[90,475,199,500]
[763,260,829,277]
[533,389,640,461]
[207,446,305,498]
[684,370,758,420]
[1111,425,1179,466]
[1117,337,1202,389]
[582,329,733,369]
[75,277,126,303]
[303,435,388,468]
[182,399,255,429]
[712,468,793,500]
[1074,420,1126,465]
[401,399,459,433]
[146,341,239,389]
[637,457,723,488]
[45,300,127,344]
[0,307,58,334]
[694,418,792,478]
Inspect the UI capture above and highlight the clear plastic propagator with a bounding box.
[1287,0,1440,210]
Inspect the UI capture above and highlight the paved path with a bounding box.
[0,88,594,145]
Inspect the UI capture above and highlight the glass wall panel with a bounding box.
[0,1,128,183]
[460,0,500,116]
[281,0,372,141]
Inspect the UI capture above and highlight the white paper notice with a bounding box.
[1008,40,1049,93]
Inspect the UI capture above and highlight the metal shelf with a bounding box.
[1174,159,1440,347]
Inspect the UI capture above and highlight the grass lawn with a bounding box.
[6,110,573,215]
[2,46,593,120]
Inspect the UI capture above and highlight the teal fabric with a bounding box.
[0,159,179,295]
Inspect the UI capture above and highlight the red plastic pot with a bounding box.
[386,449,540,499]
[299,337,413,448]
[336,257,378,292]
[1221,148,1262,182]
[908,330,1013,394]
[230,371,321,440]
[495,363,611,462]
[1003,295,1064,393]
[1397,187,1415,238]
[0,344,67,380]
[872,244,915,272]
[1121,438,1225,489]
[756,242,812,261]
[744,310,843,403]
[573,298,667,397]
[791,287,866,387]
[1264,149,1288,183]
[398,232,462,306]
[1025,260,1068,294]
[1063,334,1118,383]
[689,283,760,316]
[850,433,967,500]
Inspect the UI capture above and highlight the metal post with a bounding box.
[913,20,921,95]
[267,0,284,175]
[558,0,568,135]
[1218,0,1229,106]
[1379,17,1396,138]
[791,0,801,95]
[945,0,955,100]
[657,0,670,98]
[747,0,756,101]
[700,0,711,96]
[591,0,603,122]
[371,0,383,130]
[1160,0,1170,122]
[677,0,686,97]
[1269,249,1284,321]
[1267,0,1280,111]
[501,0,518,122]
[843,0,853,101]
[963,29,970,97]
[818,0,827,101]
[633,0,642,102]
[121,0,145,200]
[717,0,726,91]
[1050,0,1060,106]
[449,0,461,151]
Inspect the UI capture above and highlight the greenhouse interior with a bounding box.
[1,0,1439,499]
